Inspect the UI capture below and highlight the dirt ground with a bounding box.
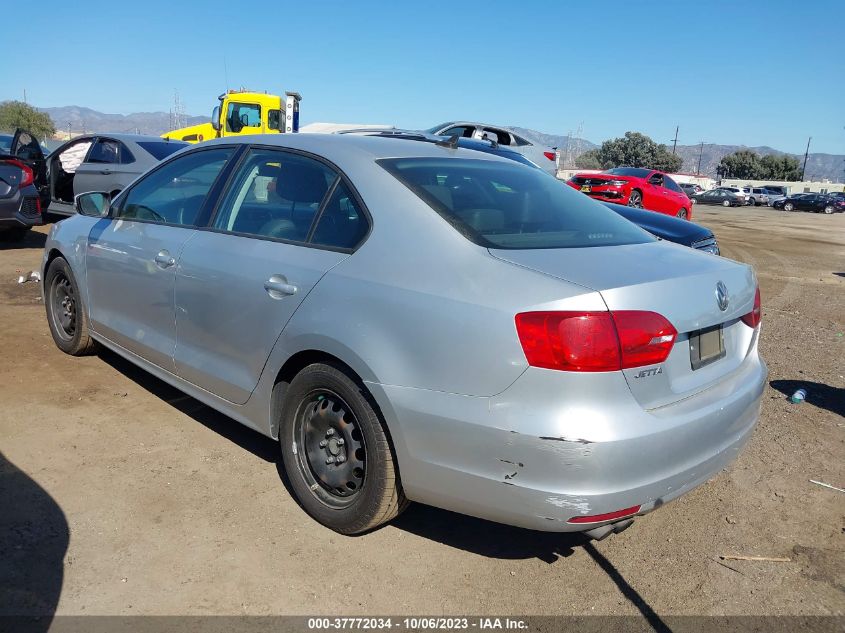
[0,205,843,618]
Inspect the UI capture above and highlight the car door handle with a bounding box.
[264,275,298,298]
[100,169,112,175]
[154,251,176,269]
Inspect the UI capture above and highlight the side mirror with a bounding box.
[75,192,111,217]
[211,105,221,132]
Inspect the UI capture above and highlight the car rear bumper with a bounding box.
[566,183,630,204]
[0,195,42,229]
[369,347,766,532]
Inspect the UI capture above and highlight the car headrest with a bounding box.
[275,163,330,203]
[460,208,505,233]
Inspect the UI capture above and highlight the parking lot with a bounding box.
[1,205,842,617]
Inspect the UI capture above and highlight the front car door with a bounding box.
[225,101,263,136]
[645,172,672,213]
[173,146,369,404]
[85,146,236,371]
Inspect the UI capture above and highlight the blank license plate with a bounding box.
[689,325,725,370]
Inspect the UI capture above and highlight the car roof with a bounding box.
[199,133,520,165]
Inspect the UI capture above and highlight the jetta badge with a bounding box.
[716,281,729,312]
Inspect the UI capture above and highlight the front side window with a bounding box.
[213,148,336,242]
[380,158,652,250]
[225,102,261,133]
[116,147,234,226]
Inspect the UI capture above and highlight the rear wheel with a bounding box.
[44,256,98,355]
[627,190,643,208]
[722,200,731,207]
[676,208,688,220]
[279,363,407,534]
[784,202,794,212]
[823,205,834,215]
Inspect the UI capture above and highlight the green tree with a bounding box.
[0,100,56,139]
[588,132,683,172]
[574,149,602,169]
[759,154,802,181]
[716,150,762,179]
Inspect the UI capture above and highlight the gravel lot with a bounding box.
[1,205,843,618]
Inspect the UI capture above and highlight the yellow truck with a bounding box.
[162,90,301,143]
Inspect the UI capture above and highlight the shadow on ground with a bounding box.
[770,379,845,418]
[98,348,669,628]
[0,450,69,630]
[0,229,47,251]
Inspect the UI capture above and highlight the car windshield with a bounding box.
[605,167,653,178]
[379,158,653,249]
[137,140,189,160]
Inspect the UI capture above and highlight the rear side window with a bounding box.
[116,147,234,226]
[311,181,369,249]
[137,141,188,160]
[379,158,653,249]
[212,148,336,243]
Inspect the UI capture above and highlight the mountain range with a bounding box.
[38,106,844,181]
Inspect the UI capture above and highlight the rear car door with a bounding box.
[663,176,688,213]
[85,146,236,371]
[74,137,135,196]
[173,146,369,404]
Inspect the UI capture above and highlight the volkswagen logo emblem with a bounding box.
[716,281,729,312]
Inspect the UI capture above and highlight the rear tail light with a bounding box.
[514,310,677,372]
[741,286,761,328]
[543,151,556,162]
[567,505,641,524]
[3,159,33,188]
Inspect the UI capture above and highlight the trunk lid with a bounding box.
[491,241,758,409]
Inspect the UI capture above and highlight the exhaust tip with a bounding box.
[584,518,634,541]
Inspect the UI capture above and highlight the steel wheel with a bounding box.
[49,273,77,342]
[292,389,366,508]
[627,190,643,208]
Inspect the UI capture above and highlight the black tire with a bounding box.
[627,190,643,208]
[0,227,29,242]
[280,363,407,534]
[44,256,98,355]
[784,202,794,212]
[676,208,688,220]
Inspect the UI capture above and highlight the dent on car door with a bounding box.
[174,147,368,404]
[85,147,236,370]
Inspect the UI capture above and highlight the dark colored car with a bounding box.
[679,182,704,197]
[690,188,746,207]
[0,129,46,241]
[772,193,843,214]
[605,202,719,254]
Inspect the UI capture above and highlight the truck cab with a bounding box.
[162,90,298,144]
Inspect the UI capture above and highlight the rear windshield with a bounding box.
[137,141,188,160]
[379,158,653,249]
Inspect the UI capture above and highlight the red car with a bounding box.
[567,167,692,220]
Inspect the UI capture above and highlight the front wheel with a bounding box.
[627,190,643,208]
[280,363,407,534]
[676,208,688,219]
[44,256,98,355]
[722,200,731,207]
[784,202,794,212]
[823,205,834,215]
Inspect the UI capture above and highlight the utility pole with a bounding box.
[697,141,706,175]
[23,89,27,104]
[671,126,679,155]
[66,121,72,140]
[800,136,811,181]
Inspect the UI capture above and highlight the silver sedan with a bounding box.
[42,134,766,538]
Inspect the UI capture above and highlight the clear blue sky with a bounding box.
[6,0,844,153]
